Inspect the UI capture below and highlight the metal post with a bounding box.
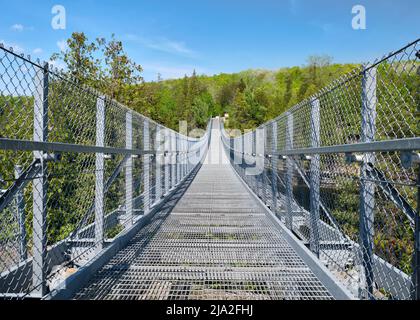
[233,133,241,166]
[32,63,48,296]
[171,132,176,187]
[164,129,170,194]
[285,112,294,230]
[261,126,267,203]
[179,138,183,180]
[155,127,162,201]
[182,138,184,178]
[359,66,377,299]
[271,122,278,215]
[244,134,249,183]
[230,136,234,161]
[414,62,420,300]
[309,98,321,257]
[184,140,188,176]
[180,139,183,181]
[252,131,258,194]
[143,120,150,215]
[188,139,191,174]
[182,139,186,178]
[189,139,192,173]
[176,136,180,185]
[168,131,172,189]
[186,139,189,176]
[14,165,27,261]
[413,169,420,300]
[95,96,105,251]
[185,139,188,177]
[186,138,189,174]
[175,136,178,184]
[125,112,133,225]
[242,133,245,176]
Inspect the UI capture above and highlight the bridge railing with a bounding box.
[0,45,210,298]
[221,39,420,300]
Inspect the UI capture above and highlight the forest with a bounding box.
[1,32,417,282]
[50,32,358,133]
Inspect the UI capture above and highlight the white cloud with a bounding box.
[33,48,43,55]
[11,24,24,32]
[10,24,34,32]
[126,34,197,58]
[57,39,68,52]
[0,39,24,54]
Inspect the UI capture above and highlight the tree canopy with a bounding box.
[51,32,358,133]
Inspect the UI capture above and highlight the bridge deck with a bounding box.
[73,122,333,300]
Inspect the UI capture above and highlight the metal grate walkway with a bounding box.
[73,121,334,300]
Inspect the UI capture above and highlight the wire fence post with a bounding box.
[182,140,187,177]
[180,138,184,180]
[32,62,48,297]
[180,138,183,182]
[125,112,133,225]
[175,135,179,184]
[173,135,176,186]
[164,129,170,195]
[143,120,150,215]
[185,139,188,175]
[168,131,172,189]
[245,134,251,184]
[242,134,245,177]
[413,170,420,300]
[262,126,267,203]
[271,122,278,216]
[309,98,321,257]
[359,66,377,299]
[171,132,176,188]
[14,165,27,261]
[155,127,162,201]
[252,131,258,194]
[176,136,180,185]
[95,96,105,252]
[186,138,189,176]
[182,138,185,178]
[285,112,294,230]
[230,135,234,162]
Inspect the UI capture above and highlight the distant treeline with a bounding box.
[51,32,358,133]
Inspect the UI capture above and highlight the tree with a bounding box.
[97,34,143,101]
[282,73,293,107]
[50,32,100,86]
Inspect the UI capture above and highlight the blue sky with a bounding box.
[1,0,419,81]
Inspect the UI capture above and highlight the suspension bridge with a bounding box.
[0,39,419,300]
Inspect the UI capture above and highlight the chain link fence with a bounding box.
[222,38,420,300]
[0,44,210,298]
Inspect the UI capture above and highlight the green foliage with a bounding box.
[2,32,417,282]
[51,32,100,86]
[106,223,124,239]
[49,34,359,134]
[330,173,415,274]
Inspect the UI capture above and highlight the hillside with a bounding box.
[47,33,359,133]
[136,62,359,132]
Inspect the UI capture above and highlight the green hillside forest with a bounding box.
[50,32,358,132]
[2,32,417,280]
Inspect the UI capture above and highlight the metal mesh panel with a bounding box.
[0,45,210,298]
[222,39,420,300]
